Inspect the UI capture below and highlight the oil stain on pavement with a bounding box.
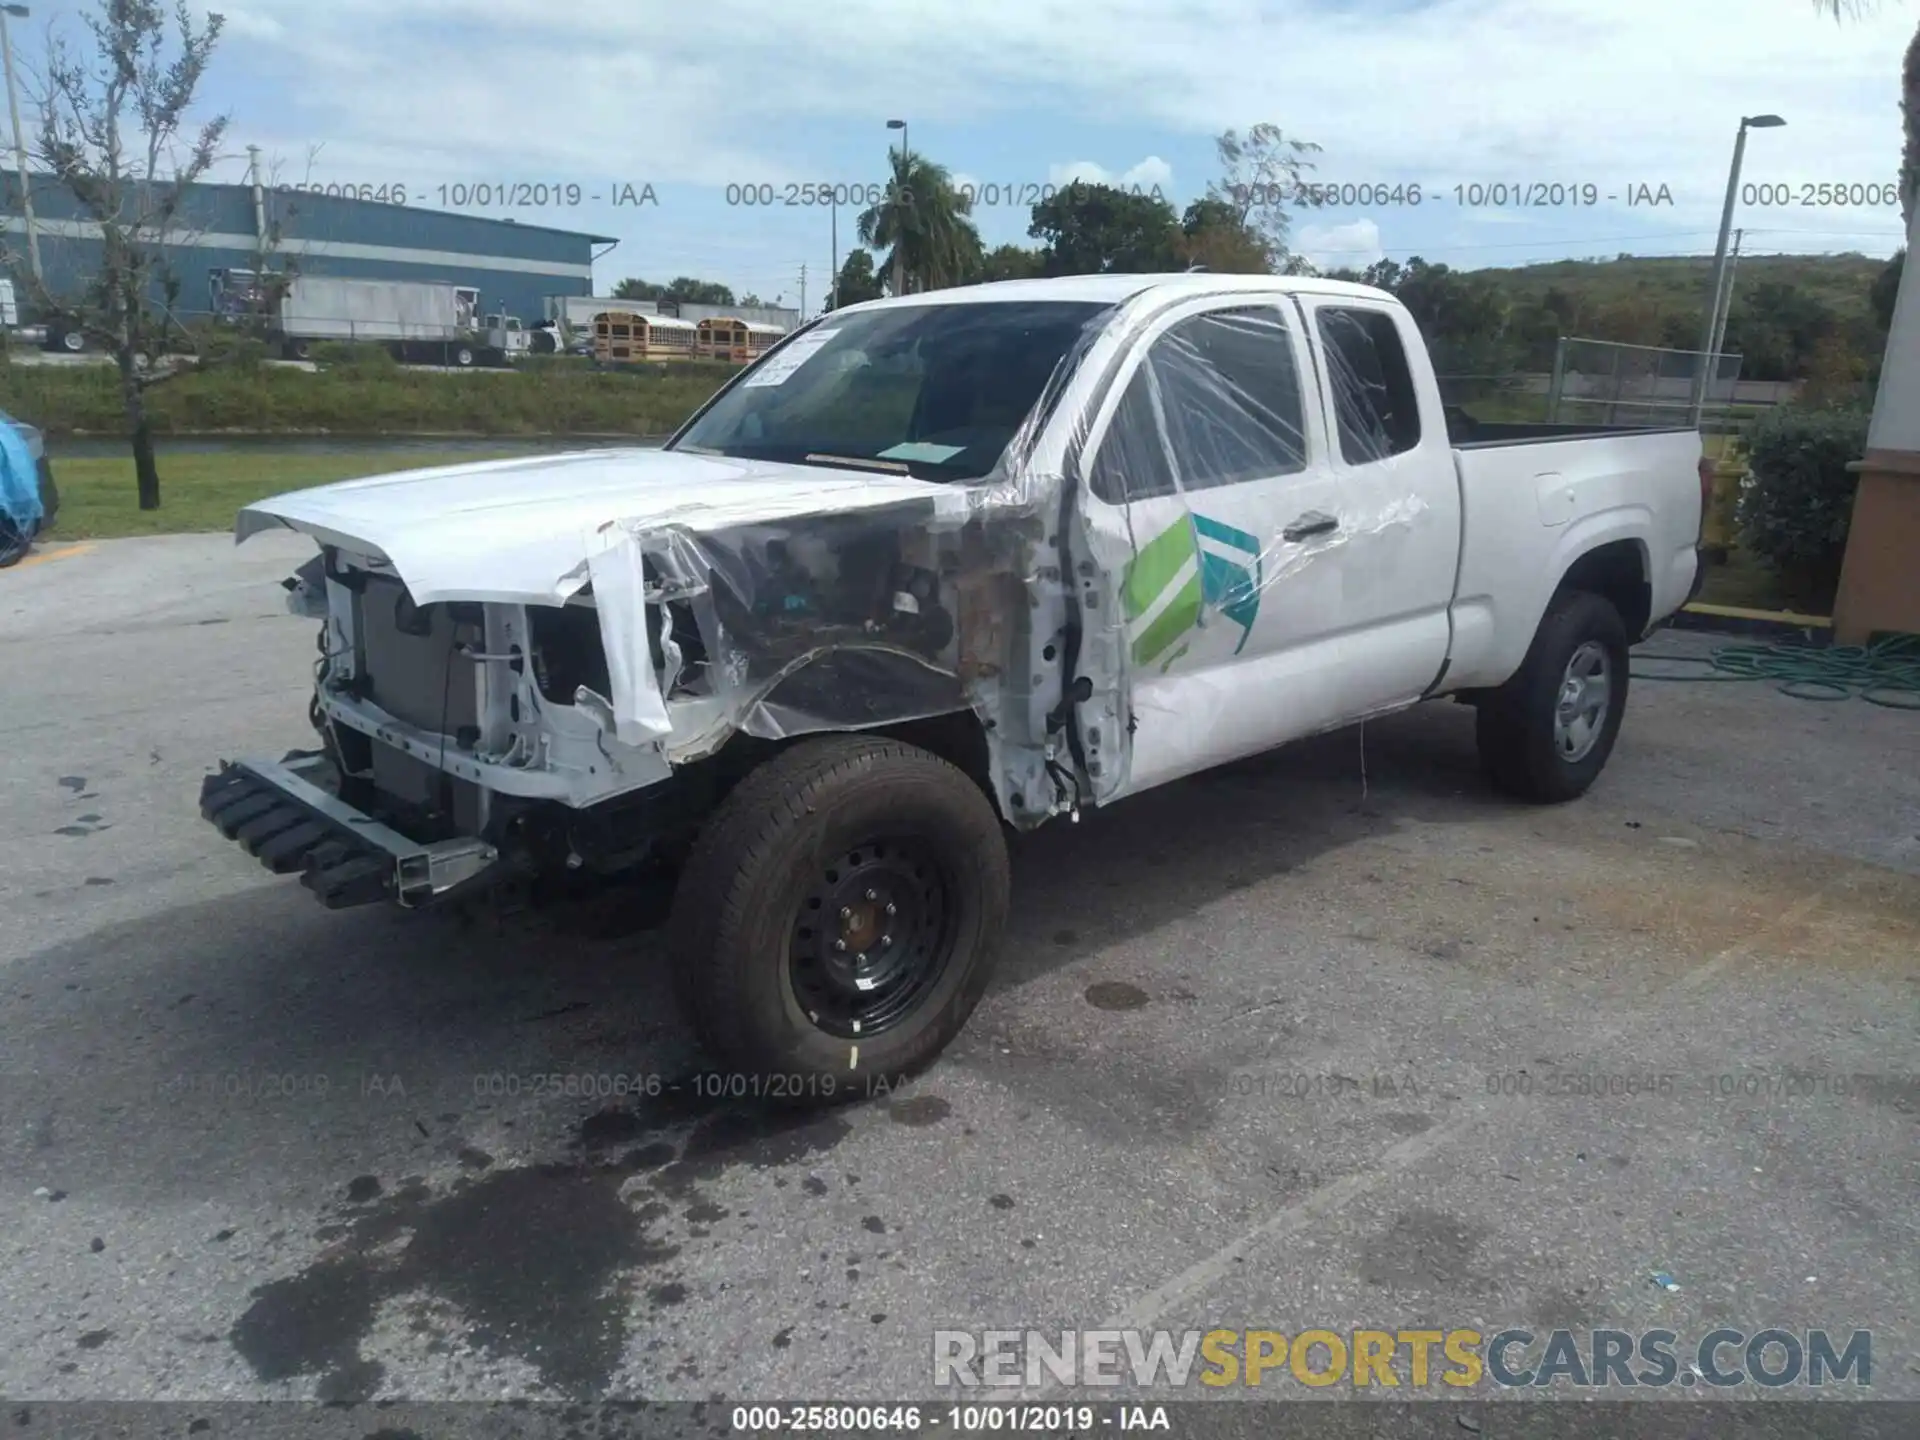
[229,1094,853,1400]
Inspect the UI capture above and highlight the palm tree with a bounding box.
[856,147,983,295]
[1816,1,1920,223]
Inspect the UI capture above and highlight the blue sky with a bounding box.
[5,0,1912,310]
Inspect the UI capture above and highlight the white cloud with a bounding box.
[1296,219,1384,270]
[156,0,1910,291]
[1046,157,1176,191]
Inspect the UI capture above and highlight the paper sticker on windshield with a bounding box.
[877,441,966,464]
[742,329,839,387]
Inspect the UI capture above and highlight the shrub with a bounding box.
[1735,404,1871,605]
[309,341,399,374]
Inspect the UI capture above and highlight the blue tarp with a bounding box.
[0,414,43,567]
[0,414,42,531]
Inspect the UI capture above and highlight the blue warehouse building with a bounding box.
[1,170,617,325]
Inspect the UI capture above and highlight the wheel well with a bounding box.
[868,712,995,807]
[1558,540,1650,640]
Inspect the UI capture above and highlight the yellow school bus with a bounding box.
[593,311,697,363]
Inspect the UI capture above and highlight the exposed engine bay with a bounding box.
[284,494,1069,896]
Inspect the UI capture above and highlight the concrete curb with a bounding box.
[1670,602,1833,644]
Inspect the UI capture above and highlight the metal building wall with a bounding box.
[1,172,612,325]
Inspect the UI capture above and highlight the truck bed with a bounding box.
[1444,406,1697,449]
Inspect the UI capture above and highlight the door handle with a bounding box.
[1283,512,1339,542]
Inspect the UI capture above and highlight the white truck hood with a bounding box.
[235,447,968,605]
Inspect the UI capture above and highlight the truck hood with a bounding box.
[236,447,969,605]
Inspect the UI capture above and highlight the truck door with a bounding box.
[1074,294,1456,800]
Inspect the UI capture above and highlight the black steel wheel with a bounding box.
[668,736,1009,1102]
[788,837,957,1040]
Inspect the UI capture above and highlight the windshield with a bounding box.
[671,300,1113,481]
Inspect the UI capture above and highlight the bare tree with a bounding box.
[1206,124,1322,266]
[8,0,229,510]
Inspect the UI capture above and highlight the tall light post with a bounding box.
[1691,113,1785,424]
[1,3,40,285]
[886,117,908,296]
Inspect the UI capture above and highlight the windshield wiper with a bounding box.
[802,452,912,475]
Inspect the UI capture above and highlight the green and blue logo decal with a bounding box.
[1121,513,1264,670]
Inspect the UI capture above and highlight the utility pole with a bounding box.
[1690,113,1785,425]
[798,263,806,319]
[1705,227,1744,406]
[1,3,41,285]
[829,201,838,312]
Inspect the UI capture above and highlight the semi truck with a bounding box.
[202,273,1709,1099]
[209,270,525,368]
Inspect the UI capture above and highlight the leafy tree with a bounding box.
[828,248,884,309]
[8,0,230,511]
[1177,199,1270,274]
[973,242,1045,283]
[1870,249,1904,331]
[1724,281,1839,381]
[609,276,735,305]
[1029,183,1180,275]
[856,148,982,295]
[1206,123,1321,266]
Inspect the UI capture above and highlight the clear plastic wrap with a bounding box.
[580,287,1446,814]
[245,279,1450,827]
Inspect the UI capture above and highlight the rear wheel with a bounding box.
[668,736,1008,1102]
[1476,589,1630,803]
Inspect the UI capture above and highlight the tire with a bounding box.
[1475,589,1630,804]
[60,329,84,353]
[667,735,1009,1102]
[454,346,476,368]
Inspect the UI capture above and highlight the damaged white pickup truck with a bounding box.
[203,273,1706,1091]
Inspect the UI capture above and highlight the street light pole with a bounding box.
[1,3,41,285]
[1691,113,1784,425]
[886,117,908,296]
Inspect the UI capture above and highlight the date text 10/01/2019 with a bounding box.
[275,181,658,208]
[1231,181,1679,208]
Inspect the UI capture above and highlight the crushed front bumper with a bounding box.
[199,754,498,909]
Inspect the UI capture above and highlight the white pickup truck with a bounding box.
[204,273,1706,1095]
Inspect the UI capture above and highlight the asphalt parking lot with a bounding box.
[2,533,1916,1418]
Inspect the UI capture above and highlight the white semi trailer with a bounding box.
[210,271,525,367]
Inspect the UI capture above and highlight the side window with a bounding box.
[1151,307,1306,490]
[1316,306,1423,463]
[1089,367,1177,503]
[1088,305,1306,503]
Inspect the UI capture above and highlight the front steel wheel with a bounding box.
[668,736,1009,1101]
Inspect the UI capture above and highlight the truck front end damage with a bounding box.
[204,453,1090,912]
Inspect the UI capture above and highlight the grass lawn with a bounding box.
[45,450,526,539]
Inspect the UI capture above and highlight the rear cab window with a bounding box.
[1314,306,1423,465]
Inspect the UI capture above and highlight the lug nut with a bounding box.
[856,953,868,965]
[865,889,878,901]
[834,939,847,952]
[884,902,897,916]
[880,934,892,948]
[840,906,853,920]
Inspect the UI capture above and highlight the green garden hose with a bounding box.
[1632,635,1920,708]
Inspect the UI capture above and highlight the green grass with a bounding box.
[0,358,736,437]
[47,451,526,538]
